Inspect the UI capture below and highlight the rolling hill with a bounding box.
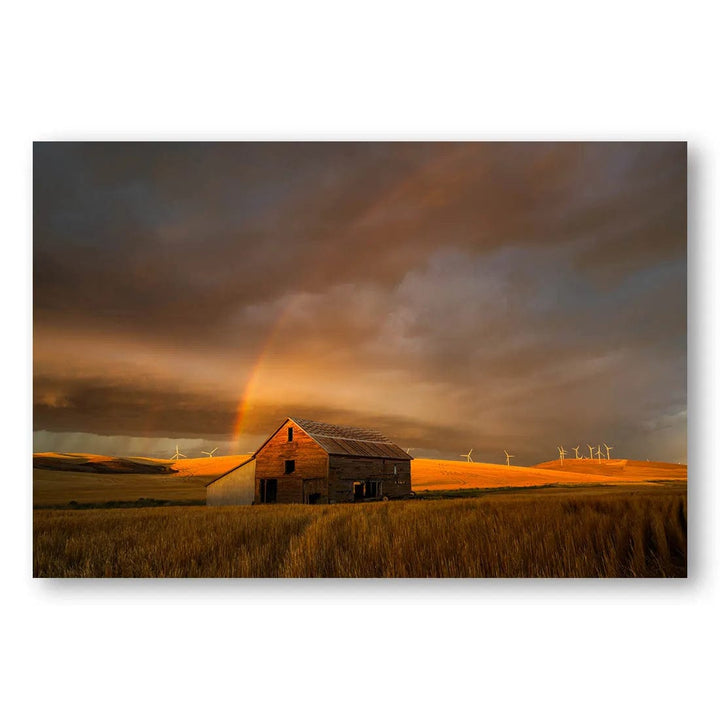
[32,453,686,507]
[410,458,687,492]
[33,452,176,474]
[33,454,251,507]
[533,458,687,480]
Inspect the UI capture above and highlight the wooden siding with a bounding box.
[328,456,412,503]
[206,460,256,506]
[254,419,329,504]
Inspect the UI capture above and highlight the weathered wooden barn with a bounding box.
[206,417,413,505]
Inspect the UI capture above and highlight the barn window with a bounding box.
[288,427,293,442]
[285,460,295,474]
[353,481,379,501]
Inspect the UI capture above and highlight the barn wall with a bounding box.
[254,419,329,504]
[206,460,256,506]
[328,457,412,503]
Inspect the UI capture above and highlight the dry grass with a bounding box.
[33,455,250,507]
[411,458,687,491]
[34,486,686,578]
[535,458,687,480]
[33,469,207,506]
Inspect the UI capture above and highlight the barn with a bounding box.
[206,457,256,506]
[206,417,413,505]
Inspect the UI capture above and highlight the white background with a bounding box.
[2,2,717,719]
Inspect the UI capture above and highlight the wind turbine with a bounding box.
[596,445,604,463]
[557,446,567,466]
[202,447,218,458]
[603,443,614,460]
[170,444,186,461]
[572,445,580,459]
[587,444,595,460]
[504,450,514,467]
[460,449,474,462]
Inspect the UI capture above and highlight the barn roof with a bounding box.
[290,417,413,460]
[205,455,255,486]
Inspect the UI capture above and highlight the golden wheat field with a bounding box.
[33,485,686,578]
[33,454,250,506]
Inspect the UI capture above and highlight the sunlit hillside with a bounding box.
[534,458,687,480]
[411,458,687,492]
[33,452,249,479]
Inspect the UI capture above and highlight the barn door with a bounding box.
[260,478,277,503]
[303,479,323,504]
[266,478,277,503]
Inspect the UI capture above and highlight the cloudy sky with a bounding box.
[33,142,686,464]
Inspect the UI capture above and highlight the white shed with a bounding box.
[206,458,256,506]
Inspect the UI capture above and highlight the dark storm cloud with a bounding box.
[33,373,456,449]
[33,142,685,344]
[33,142,686,462]
[33,142,431,342]
[34,375,239,438]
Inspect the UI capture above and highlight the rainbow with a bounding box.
[230,152,451,450]
[231,302,293,451]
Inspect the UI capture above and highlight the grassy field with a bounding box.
[34,485,686,578]
[33,454,249,507]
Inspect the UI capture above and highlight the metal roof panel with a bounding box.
[290,417,412,460]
